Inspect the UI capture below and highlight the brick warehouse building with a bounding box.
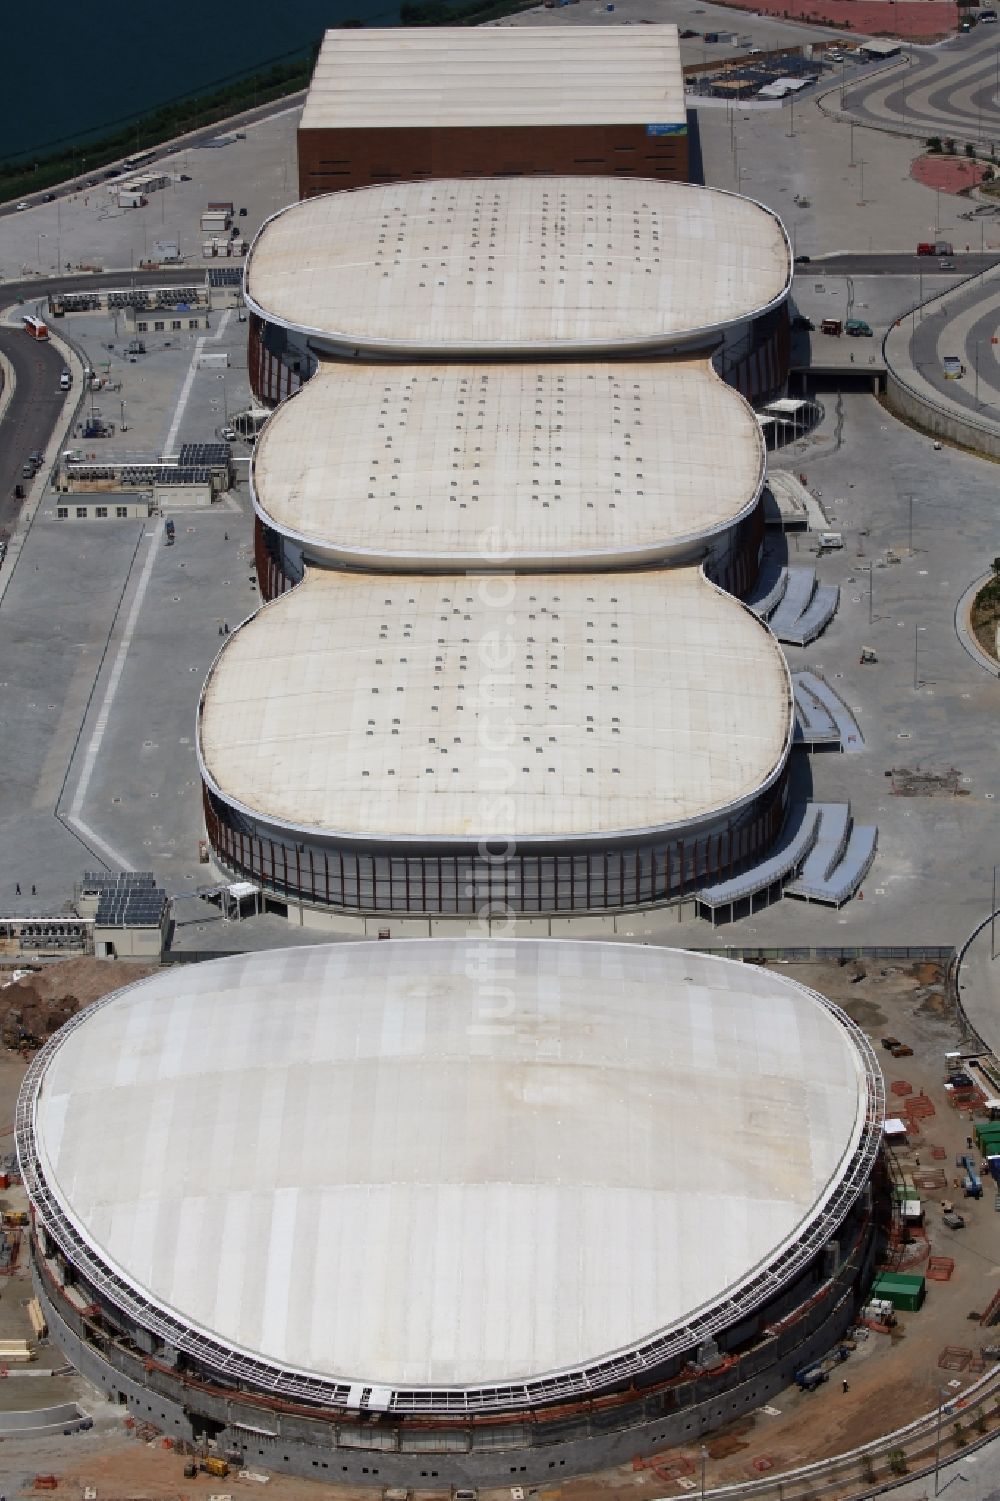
[297,27,689,200]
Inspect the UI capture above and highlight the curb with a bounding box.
[954,573,1000,678]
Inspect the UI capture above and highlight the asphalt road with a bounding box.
[810,252,999,275]
[0,326,65,537]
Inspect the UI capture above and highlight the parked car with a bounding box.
[940,258,955,269]
[42,192,56,202]
[15,201,27,211]
[845,318,873,337]
[794,253,812,264]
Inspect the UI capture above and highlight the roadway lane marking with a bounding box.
[162,307,233,454]
[66,527,162,868]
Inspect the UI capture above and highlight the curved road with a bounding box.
[842,28,1000,144]
[0,327,65,537]
[907,264,1000,420]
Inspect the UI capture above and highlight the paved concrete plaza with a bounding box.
[0,104,299,283]
[841,25,1000,145]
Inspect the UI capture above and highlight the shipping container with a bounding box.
[871,1273,926,1312]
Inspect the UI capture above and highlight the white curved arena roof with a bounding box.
[26,941,878,1394]
[198,569,792,844]
[244,178,791,355]
[252,358,764,570]
[300,27,686,131]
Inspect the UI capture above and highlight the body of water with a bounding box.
[1,0,403,163]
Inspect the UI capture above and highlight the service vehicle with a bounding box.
[22,314,48,340]
[943,355,965,379]
[821,317,842,336]
[943,1207,966,1229]
[917,240,954,255]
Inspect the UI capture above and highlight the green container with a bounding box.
[872,1273,926,1312]
[976,1123,1000,1149]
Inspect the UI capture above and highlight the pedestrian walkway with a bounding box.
[955,914,1000,1059]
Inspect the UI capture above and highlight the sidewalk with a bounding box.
[956,912,1000,1055]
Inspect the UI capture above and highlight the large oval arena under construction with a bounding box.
[19,940,884,1486]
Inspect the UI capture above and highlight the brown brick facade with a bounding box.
[297,122,688,199]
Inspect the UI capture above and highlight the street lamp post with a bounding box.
[787,90,795,138]
[908,493,915,553]
[700,1446,709,1501]
[868,562,874,625]
[36,231,46,268]
[934,1389,951,1496]
[857,159,866,206]
[850,118,856,167]
[992,864,997,962]
[914,623,926,690]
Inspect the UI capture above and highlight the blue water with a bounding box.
[1,0,403,163]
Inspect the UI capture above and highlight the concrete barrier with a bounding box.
[882,268,1000,461]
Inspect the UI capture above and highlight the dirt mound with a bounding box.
[0,959,158,1053]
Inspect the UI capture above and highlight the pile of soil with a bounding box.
[0,959,158,1053]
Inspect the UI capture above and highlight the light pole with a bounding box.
[975,341,981,405]
[934,1388,951,1495]
[857,159,866,206]
[36,231,46,268]
[787,90,795,138]
[700,1445,709,1501]
[908,493,915,553]
[992,864,997,962]
[868,561,874,625]
[914,623,926,690]
[850,118,856,167]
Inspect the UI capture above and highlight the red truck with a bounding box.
[917,240,953,255]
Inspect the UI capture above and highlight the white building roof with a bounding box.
[28,940,877,1392]
[244,178,792,356]
[300,26,686,130]
[198,568,791,844]
[252,358,765,570]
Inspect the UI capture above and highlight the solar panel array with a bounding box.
[156,466,214,486]
[179,443,231,470]
[207,267,243,287]
[95,888,168,928]
[82,871,156,893]
[84,871,167,927]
